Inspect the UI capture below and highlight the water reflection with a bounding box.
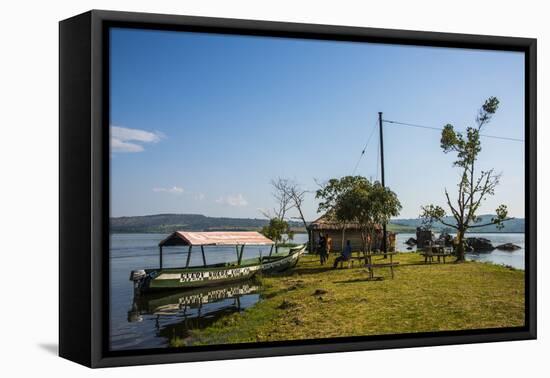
[126,282,260,347]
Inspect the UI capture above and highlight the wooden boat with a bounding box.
[130,231,306,294]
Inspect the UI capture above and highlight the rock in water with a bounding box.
[495,243,522,251]
[405,237,417,246]
[465,237,495,252]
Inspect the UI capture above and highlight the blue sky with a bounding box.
[110,28,525,220]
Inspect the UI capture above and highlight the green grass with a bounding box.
[174,252,525,346]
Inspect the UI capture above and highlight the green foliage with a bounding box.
[260,218,294,245]
[492,204,509,230]
[335,181,401,228]
[336,180,401,251]
[315,176,370,215]
[440,97,499,169]
[420,204,446,231]
[317,176,401,252]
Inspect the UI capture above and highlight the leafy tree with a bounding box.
[316,176,370,213]
[260,218,294,252]
[420,97,512,262]
[315,176,370,251]
[335,180,401,253]
[316,176,401,253]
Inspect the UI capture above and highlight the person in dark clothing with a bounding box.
[333,240,352,268]
[318,235,327,265]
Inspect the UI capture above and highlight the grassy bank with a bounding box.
[176,253,525,347]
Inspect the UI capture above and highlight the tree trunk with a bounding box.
[294,202,310,252]
[455,228,466,262]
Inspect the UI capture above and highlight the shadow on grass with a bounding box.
[291,266,340,276]
[401,261,457,267]
[333,277,384,284]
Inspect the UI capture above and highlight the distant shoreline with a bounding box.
[109,230,525,235]
[109,213,524,234]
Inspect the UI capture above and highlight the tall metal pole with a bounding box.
[159,246,163,269]
[378,112,387,257]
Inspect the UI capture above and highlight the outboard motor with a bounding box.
[129,270,147,293]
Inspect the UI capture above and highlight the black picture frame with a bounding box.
[59,9,537,368]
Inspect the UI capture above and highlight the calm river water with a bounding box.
[109,231,525,351]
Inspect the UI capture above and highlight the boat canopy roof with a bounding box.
[159,231,275,247]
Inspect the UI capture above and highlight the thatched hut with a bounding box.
[307,214,396,253]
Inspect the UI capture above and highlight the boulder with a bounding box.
[495,243,522,251]
[465,237,494,252]
[405,237,417,246]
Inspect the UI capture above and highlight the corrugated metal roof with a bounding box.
[159,231,274,247]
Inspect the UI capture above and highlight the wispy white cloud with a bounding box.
[152,186,184,195]
[195,193,205,201]
[111,126,164,153]
[216,193,248,207]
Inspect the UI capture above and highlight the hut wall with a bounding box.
[311,229,363,252]
[311,229,396,253]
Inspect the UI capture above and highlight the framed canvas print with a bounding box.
[59,10,536,368]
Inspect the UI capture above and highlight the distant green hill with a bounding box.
[110,213,305,233]
[110,213,523,234]
[391,214,524,233]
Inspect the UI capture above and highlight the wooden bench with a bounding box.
[420,243,453,264]
[336,256,364,268]
[334,252,400,279]
[365,262,400,278]
[420,252,452,264]
[364,252,399,279]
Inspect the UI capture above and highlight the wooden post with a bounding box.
[185,245,193,268]
[238,245,245,265]
[268,244,274,257]
[390,253,394,279]
[201,245,207,267]
[159,246,163,269]
[235,245,240,262]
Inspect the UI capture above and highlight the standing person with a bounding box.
[333,240,352,268]
[326,236,332,260]
[318,234,327,265]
